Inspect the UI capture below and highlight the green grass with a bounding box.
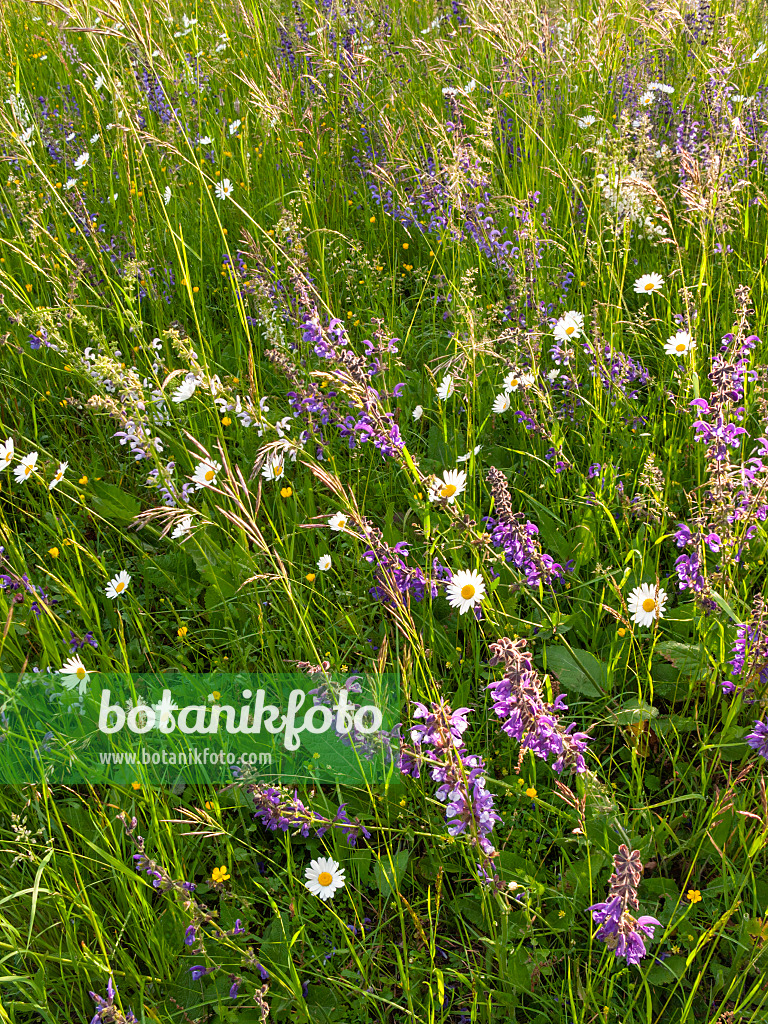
[0,0,767,1020]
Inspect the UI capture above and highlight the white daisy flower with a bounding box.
[627,582,667,628]
[553,310,584,341]
[60,655,93,693]
[328,512,350,531]
[65,178,77,190]
[503,371,523,393]
[90,133,100,144]
[0,438,13,470]
[172,375,198,403]
[198,135,213,145]
[457,445,482,463]
[429,469,467,504]
[633,272,664,295]
[638,90,655,106]
[577,115,597,129]
[519,372,536,388]
[304,856,345,900]
[229,119,241,135]
[18,126,34,145]
[663,331,695,356]
[214,178,234,200]
[192,459,223,489]
[171,515,193,539]
[648,82,674,94]
[445,569,486,615]
[13,452,38,484]
[436,374,454,400]
[94,74,106,91]
[262,456,285,481]
[492,392,511,414]
[49,461,68,490]
[546,368,560,382]
[317,554,332,571]
[412,405,423,420]
[750,41,767,63]
[163,185,171,206]
[65,132,76,142]
[74,151,90,170]
[105,570,131,600]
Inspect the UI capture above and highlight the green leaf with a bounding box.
[645,955,687,985]
[610,697,659,726]
[90,480,141,525]
[544,646,605,698]
[655,642,707,676]
[373,849,409,899]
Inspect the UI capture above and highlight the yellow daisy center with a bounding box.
[565,325,575,335]
[24,465,32,475]
[274,464,283,476]
[205,469,215,482]
[510,379,518,387]
[644,282,655,291]
[676,343,686,352]
[441,484,457,497]
[317,871,333,887]
[642,597,656,612]
[115,581,125,593]
[338,518,346,528]
[76,667,86,678]
[461,584,476,600]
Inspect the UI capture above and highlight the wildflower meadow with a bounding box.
[1,0,768,1020]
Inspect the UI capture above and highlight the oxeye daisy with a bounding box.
[13,451,38,484]
[317,554,332,571]
[429,469,467,504]
[436,374,454,400]
[457,445,482,463]
[262,456,285,481]
[192,459,223,489]
[74,151,90,170]
[503,371,522,393]
[663,331,696,356]
[634,272,664,295]
[627,582,667,628]
[304,857,345,901]
[0,437,14,470]
[60,655,92,693]
[105,570,131,600]
[48,460,68,490]
[638,90,655,106]
[214,178,234,200]
[412,405,424,420]
[577,114,597,129]
[171,515,193,539]
[553,311,584,341]
[445,569,486,615]
[328,512,350,531]
[492,392,511,414]
[172,375,198,403]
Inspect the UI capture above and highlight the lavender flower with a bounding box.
[588,845,661,966]
[729,596,768,688]
[399,700,501,881]
[746,720,768,759]
[248,784,371,847]
[486,637,590,773]
[88,977,138,1024]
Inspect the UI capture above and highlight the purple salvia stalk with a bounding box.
[486,637,591,773]
[399,700,502,884]
[587,845,661,966]
[247,784,371,847]
[746,720,768,760]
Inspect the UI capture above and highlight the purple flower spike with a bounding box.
[745,719,768,760]
[588,845,661,966]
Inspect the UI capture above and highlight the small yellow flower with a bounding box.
[558,909,566,918]
[131,781,141,791]
[525,787,538,799]
[306,572,316,582]
[79,475,88,485]
[211,690,221,701]
[517,778,525,787]
[399,798,406,807]
[193,286,199,293]
[686,889,702,904]
[402,242,409,250]
[671,945,681,953]
[177,626,188,638]
[618,627,626,637]
[211,865,230,884]
[280,486,293,497]
[221,416,232,426]
[48,547,59,558]
[205,800,213,809]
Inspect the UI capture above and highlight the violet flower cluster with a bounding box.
[746,720,768,760]
[486,637,590,774]
[247,784,371,847]
[89,977,138,1024]
[361,525,451,606]
[588,845,661,966]
[721,595,768,696]
[485,467,568,587]
[0,553,57,618]
[399,700,501,881]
